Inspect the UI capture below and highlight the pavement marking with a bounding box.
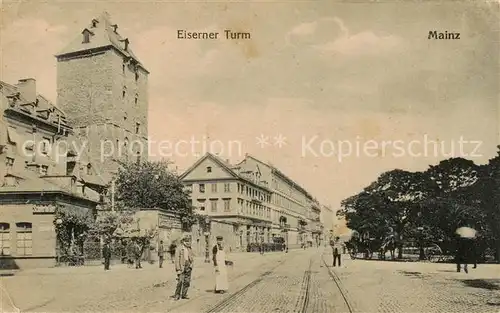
[0,281,20,313]
[321,253,355,313]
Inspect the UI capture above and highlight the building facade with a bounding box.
[55,12,149,181]
[235,154,321,248]
[181,153,325,251]
[180,153,274,253]
[0,79,106,268]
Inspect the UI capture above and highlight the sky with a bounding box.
[1,0,499,209]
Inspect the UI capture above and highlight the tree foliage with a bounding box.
[339,152,500,262]
[114,159,196,227]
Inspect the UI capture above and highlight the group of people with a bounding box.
[172,235,230,300]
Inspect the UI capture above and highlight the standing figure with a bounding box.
[103,240,112,270]
[134,240,143,269]
[456,237,472,273]
[158,240,165,268]
[213,236,229,294]
[173,235,194,300]
[331,237,343,267]
[260,241,265,255]
[169,241,177,264]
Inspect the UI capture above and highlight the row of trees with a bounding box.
[54,160,197,258]
[338,146,500,262]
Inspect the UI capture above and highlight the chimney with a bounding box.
[17,78,36,104]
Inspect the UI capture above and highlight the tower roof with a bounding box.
[55,11,148,73]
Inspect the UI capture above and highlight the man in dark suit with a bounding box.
[103,241,112,271]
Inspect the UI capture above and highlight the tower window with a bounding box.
[135,94,138,105]
[86,163,92,175]
[135,71,139,82]
[135,123,140,134]
[83,32,90,43]
[207,166,212,173]
[122,89,126,98]
[122,63,125,74]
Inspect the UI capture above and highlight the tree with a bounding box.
[114,159,196,228]
[340,169,436,259]
[53,205,95,257]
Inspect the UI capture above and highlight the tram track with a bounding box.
[321,255,355,313]
[165,252,298,313]
[202,252,301,313]
[204,252,315,313]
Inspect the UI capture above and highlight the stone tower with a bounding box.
[56,12,149,182]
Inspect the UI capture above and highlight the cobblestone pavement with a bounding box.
[0,251,293,312]
[3,248,500,313]
[321,251,500,313]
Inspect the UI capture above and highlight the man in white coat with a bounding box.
[213,236,229,294]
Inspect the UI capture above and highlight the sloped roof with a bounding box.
[0,80,71,130]
[56,11,148,73]
[180,152,271,191]
[240,154,313,199]
[179,152,239,180]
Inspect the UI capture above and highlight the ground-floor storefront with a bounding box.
[0,193,98,269]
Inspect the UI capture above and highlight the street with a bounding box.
[1,248,500,313]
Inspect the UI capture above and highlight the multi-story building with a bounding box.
[0,78,106,268]
[55,12,149,181]
[198,153,323,249]
[307,198,323,246]
[180,153,274,252]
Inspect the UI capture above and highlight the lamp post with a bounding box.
[204,216,211,263]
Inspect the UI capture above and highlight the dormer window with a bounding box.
[82,29,94,44]
[40,165,48,175]
[112,24,118,33]
[207,166,212,173]
[122,38,129,51]
[91,19,98,28]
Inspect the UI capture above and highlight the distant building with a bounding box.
[320,205,335,243]
[0,78,107,268]
[55,11,149,180]
[181,153,324,251]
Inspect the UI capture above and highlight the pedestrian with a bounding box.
[331,236,343,267]
[169,241,177,264]
[103,240,112,271]
[173,235,194,300]
[158,240,165,268]
[213,236,229,294]
[134,239,143,269]
[260,241,264,255]
[456,236,473,273]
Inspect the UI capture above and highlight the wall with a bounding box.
[57,51,114,127]
[0,204,57,269]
